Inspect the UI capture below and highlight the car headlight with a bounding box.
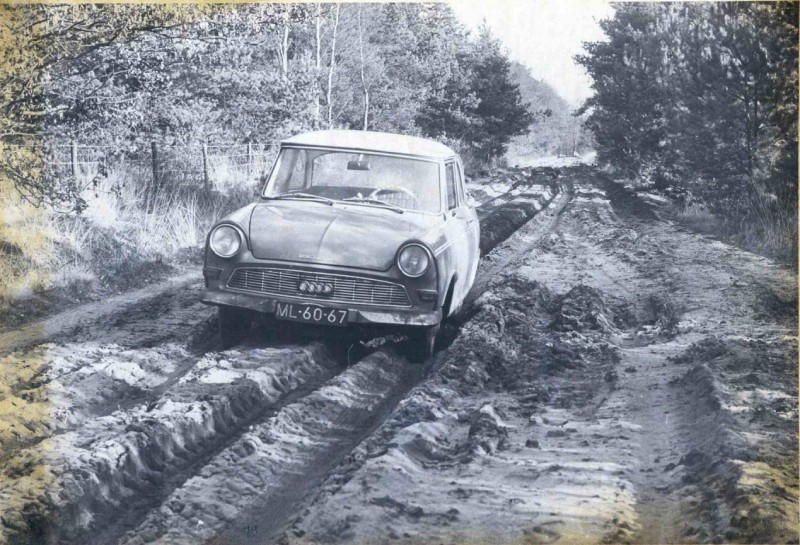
[397,243,431,277]
[209,225,242,258]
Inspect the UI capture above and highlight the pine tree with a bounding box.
[416,24,533,164]
[467,25,534,160]
[578,1,798,260]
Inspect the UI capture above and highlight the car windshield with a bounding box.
[264,148,441,213]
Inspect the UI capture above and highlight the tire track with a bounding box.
[472,166,560,220]
[278,183,634,545]
[0,272,203,356]
[0,172,566,545]
[1,343,344,545]
[120,350,420,545]
[0,283,220,467]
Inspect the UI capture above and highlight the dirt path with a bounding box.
[282,172,797,544]
[1,165,795,545]
[0,272,203,356]
[0,167,563,545]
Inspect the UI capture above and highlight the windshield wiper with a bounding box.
[342,197,405,214]
[266,192,334,205]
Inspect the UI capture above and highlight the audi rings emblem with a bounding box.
[298,280,334,295]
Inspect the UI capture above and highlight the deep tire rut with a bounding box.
[10,166,756,545]
[118,350,421,545]
[271,169,797,545]
[82,345,347,545]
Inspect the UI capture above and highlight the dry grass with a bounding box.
[673,202,717,232]
[0,180,55,299]
[0,163,256,328]
[674,201,798,267]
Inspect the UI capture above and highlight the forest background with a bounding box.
[0,2,795,325]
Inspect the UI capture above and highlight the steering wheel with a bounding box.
[368,187,418,201]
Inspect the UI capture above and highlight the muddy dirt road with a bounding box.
[1,165,796,545]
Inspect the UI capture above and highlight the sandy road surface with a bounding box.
[0,166,559,545]
[282,170,797,544]
[1,165,796,545]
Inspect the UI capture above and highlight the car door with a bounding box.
[455,159,480,293]
[440,161,473,315]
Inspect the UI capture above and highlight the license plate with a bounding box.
[274,302,348,327]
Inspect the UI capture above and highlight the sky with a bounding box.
[450,0,615,107]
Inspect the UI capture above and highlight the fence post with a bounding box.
[70,141,78,176]
[149,141,159,212]
[202,141,210,193]
[246,142,253,181]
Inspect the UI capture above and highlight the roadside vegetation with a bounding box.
[0,172,253,328]
[0,3,579,328]
[506,61,594,163]
[578,3,798,265]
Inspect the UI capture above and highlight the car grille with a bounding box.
[227,268,411,307]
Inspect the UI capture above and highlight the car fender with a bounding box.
[416,223,452,311]
[204,203,257,264]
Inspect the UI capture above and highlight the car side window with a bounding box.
[445,163,458,210]
[455,163,466,205]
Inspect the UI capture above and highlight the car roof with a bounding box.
[281,130,457,160]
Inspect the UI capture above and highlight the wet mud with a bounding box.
[1,165,796,545]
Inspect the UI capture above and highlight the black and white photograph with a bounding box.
[0,1,797,544]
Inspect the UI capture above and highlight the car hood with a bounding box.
[248,201,438,270]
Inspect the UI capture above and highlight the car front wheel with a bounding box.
[407,324,440,364]
[218,306,252,348]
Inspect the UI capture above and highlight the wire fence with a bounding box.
[42,140,279,193]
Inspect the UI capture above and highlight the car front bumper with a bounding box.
[201,289,441,327]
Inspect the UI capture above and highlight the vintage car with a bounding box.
[201,130,480,361]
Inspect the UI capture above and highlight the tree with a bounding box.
[506,62,596,159]
[325,3,341,128]
[578,1,798,259]
[1,3,540,211]
[418,24,533,163]
[468,27,534,160]
[0,3,191,209]
[576,4,675,179]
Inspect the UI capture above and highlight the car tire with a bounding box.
[446,301,464,323]
[407,324,440,364]
[218,306,252,348]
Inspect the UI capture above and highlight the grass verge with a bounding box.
[0,167,255,331]
[671,201,797,268]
